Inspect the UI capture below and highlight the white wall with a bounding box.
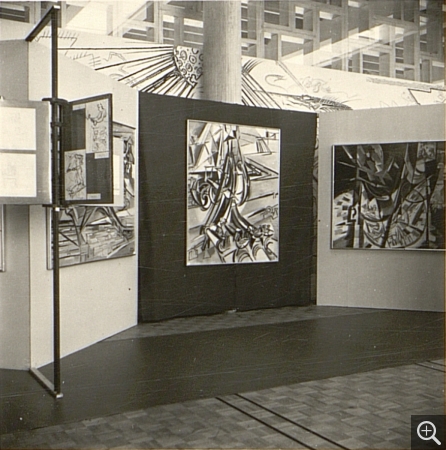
[0,206,31,369]
[0,19,32,42]
[0,41,31,369]
[28,42,139,367]
[318,105,445,311]
[0,41,138,369]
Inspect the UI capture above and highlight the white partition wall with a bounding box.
[29,42,139,368]
[318,105,445,311]
[0,41,138,369]
[0,41,32,369]
[0,206,31,369]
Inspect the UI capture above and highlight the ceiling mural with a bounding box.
[34,28,445,112]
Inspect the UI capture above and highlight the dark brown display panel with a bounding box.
[139,93,316,322]
[62,94,113,205]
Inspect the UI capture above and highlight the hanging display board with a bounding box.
[62,94,113,204]
[0,100,51,204]
[48,123,136,268]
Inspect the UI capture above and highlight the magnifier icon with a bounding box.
[417,421,442,446]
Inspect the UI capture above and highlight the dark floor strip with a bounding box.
[216,396,313,450]
[1,310,443,436]
[427,360,446,368]
[416,362,446,373]
[236,393,350,450]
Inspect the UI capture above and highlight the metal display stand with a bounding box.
[26,5,63,399]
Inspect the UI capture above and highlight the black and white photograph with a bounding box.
[0,1,444,450]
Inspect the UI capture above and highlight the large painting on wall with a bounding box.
[49,123,136,268]
[187,120,280,265]
[332,141,445,250]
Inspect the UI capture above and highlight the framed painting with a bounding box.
[48,123,136,268]
[332,141,445,250]
[187,120,280,265]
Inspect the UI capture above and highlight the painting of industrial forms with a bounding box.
[332,141,445,250]
[49,123,136,268]
[187,120,280,265]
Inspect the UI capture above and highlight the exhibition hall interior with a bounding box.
[0,0,444,448]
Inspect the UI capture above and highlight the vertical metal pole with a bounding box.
[51,7,62,398]
[26,4,63,399]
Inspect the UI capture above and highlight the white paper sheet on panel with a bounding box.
[0,107,36,151]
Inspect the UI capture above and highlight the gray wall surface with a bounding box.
[318,104,445,311]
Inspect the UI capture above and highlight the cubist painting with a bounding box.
[187,120,280,265]
[332,141,445,250]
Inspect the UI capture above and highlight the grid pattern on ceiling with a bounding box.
[1,0,444,83]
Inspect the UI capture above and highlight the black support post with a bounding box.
[51,6,61,397]
[26,5,63,400]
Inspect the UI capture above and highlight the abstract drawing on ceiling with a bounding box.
[36,29,445,110]
[187,120,280,265]
[42,28,203,98]
[91,45,203,97]
[241,59,353,112]
[332,141,445,250]
[50,123,136,268]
